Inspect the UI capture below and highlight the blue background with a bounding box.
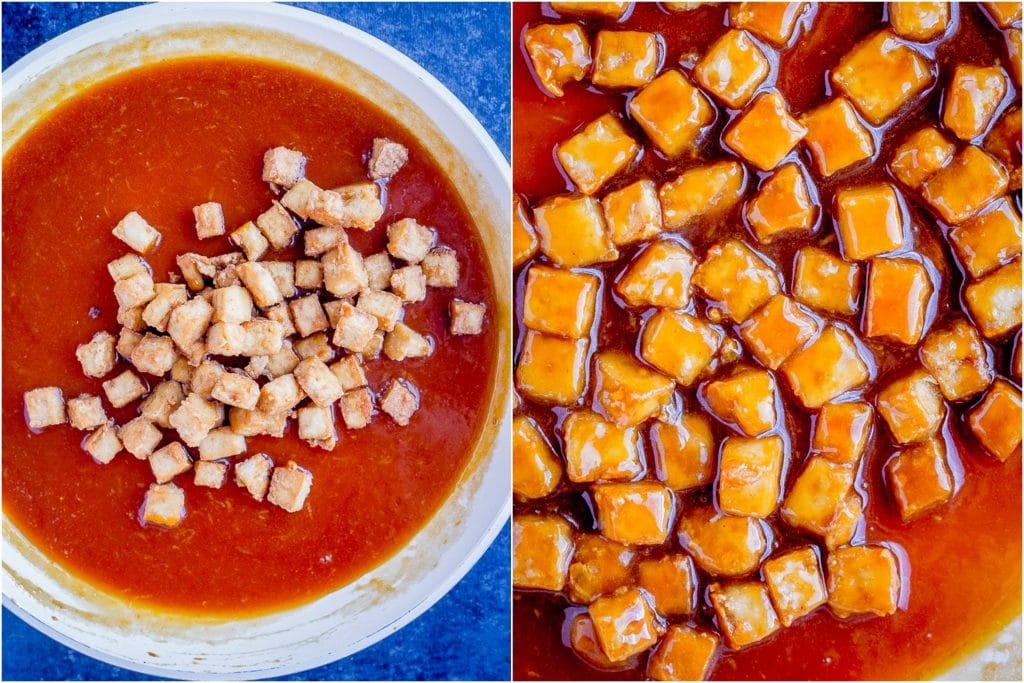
[1,2,510,681]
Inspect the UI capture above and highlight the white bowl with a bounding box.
[2,3,511,678]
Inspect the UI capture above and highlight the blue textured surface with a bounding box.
[1,2,510,681]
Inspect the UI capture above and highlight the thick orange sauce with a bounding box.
[3,56,497,616]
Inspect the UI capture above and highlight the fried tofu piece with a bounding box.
[142,283,189,332]
[781,326,870,408]
[307,182,383,231]
[964,259,1022,339]
[76,331,117,379]
[824,492,865,550]
[304,226,346,259]
[827,545,902,618]
[194,460,228,489]
[647,625,719,682]
[293,357,344,407]
[198,426,246,460]
[193,201,225,239]
[333,302,379,354]
[523,23,591,97]
[82,420,121,463]
[704,369,778,436]
[629,70,715,157]
[693,29,770,108]
[210,372,259,410]
[113,271,157,310]
[616,240,697,309]
[168,393,223,448]
[740,295,818,370]
[235,452,274,501]
[357,289,403,333]
[329,355,367,392]
[513,415,563,499]
[780,455,854,535]
[141,482,185,528]
[117,304,147,333]
[801,97,875,177]
[943,65,1008,141]
[589,587,662,661]
[107,253,150,281]
[717,434,784,518]
[296,404,337,449]
[280,178,318,219]
[568,534,637,604]
[263,260,296,299]
[746,163,816,242]
[593,349,675,427]
[322,243,369,299]
[549,1,630,19]
[876,368,946,444]
[563,409,643,482]
[592,30,660,88]
[243,319,285,356]
[566,613,635,670]
[650,413,715,490]
[166,298,213,357]
[513,513,575,591]
[968,378,1022,460]
[102,370,148,409]
[641,310,722,385]
[112,211,161,254]
[66,393,106,431]
[885,438,955,521]
[390,264,427,303]
[694,240,781,322]
[709,581,781,649]
[381,379,420,426]
[889,2,951,41]
[638,553,697,617]
[228,406,289,438]
[600,179,663,247]
[265,340,301,378]
[191,360,227,399]
[831,29,934,124]
[293,332,336,363]
[117,327,143,359]
[119,416,162,459]
[206,321,250,357]
[984,1,1022,27]
[294,259,324,290]
[889,126,956,189]
[835,184,906,260]
[383,322,433,360]
[387,218,436,264]
[920,318,995,401]
[363,251,394,291]
[864,257,934,344]
[949,198,1022,279]
[262,146,306,187]
[130,334,176,376]
[922,145,1009,223]
[368,137,408,179]
[235,262,282,309]
[557,114,640,195]
[210,285,254,325]
[984,107,1022,182]
[659,160,746,230]
[230,221,270,261]
[149,441,192,484]
[286,294,328,338]
[268,461,313,512]
[724,91,807,171]
[677,506,767,576]
[450,300,486,336]
[339,387,375,429]
[729,2,807,46]
[516,331,589,405]
[762,546,827,627]
[793,246,862,317]
[422,246,460,288]
[523,265,599,339]
[811,401,873,465]
[512,197,540,268]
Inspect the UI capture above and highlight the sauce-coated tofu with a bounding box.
[740,294,818,370]
[83,421,122,464]
[513,196,540,267]
[801,97,875,177]
[523,23,591,98]
[516,331,590,404]
[650,413,716,490]
[198,425,246,460]
[889,2,950,41]
[378,379,416,426]
[968,378,1022,460]
[811,401,873,465]
[693,29,770,108]
[781,326,870,408]
[889,126,956,189]
[694,240,781,322]
[885,438,955,521]
[724,91,807,171]
[149,441,192,484]
[367,137,408,179]
[831,29,934,124]
[876,368,946,444]
[194,460,228,489]
[592,30,661,88]
[102,370,148,409]
[704,369,778,436]
[781,456,854,535]
[659,160,746,230]
[717,434,784,517]
[141,482,185,528]
[76,331,117,379]
[943,65,1008,141]
[567,613,633,670]
[593,481,674,545]
[513,513,575,591]
[709,581,781,649]
[592,349,675,426]
[24,386,66,429]
[647,625,719,682]
[641,310,722,385]
[522,265,600,338]
[762,546,827,626]
[513,415,563,498]
[558,114,640,195]
[964,259,1022,338]
[340,387,375,429]
[922,145,1009,223]
[563,409,643,482]
[67,394,108,431]
[948,198,1022,278]
[616,239,697,309]
[567,534,637,604]
[268,461,313,512]
[589,587,662,662]
[835,184,906,260]
[390,265,427,304]
[601,179,663,246]
[112,211,161,254]
[677,506,767,576]
[826,545,902,618]
[450,300,486,336]
[235,452,273,501]
[387,218,436,264]
[864,257,934,345]
[169,393,223,447]
[423,246,460,288]
[629,70,715,157]
[825,491,865,550]
[984,1,1022,27]
[793,246,862,316]
[638,553,697,616]
[534,194,618,267]
[729,2,807,46]
[550,2,630,19]
[119,416,161,458]
[746,163,816,242]
[920,318,995,401]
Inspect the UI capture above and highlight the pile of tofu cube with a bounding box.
[515,2,1021,678]
[23,138,486,528]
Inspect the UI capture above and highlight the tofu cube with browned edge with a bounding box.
[717,435,784,517]
[835,184,906,260]
[589,587,662,661]
[647,625,719,682]
[149,441,192,484]
[131,334,176,376]
[333,302,379,354]
[864,257,934,345]
[641,310,723,385]
[534,194,619,268]
[235,452,274,501]
[523,265,599,339]
[616,240,697,309]
[422,246,460,288]
[709,581,781,649]
[297,404,337,449]
[387,218,436,264]
[516,331,589,405]
[513,415,563,499]
[231,221,270,261]
[198,426,246,460]
[294,357,344,407]
[211,285,253,325]
[563,409,642,483]
[191,360,227,399]
[793,246,863,316]
[450,300,486,336]
[228,407,288,438]
[592,481,674,545]
[513,197,539,268]
[592,349,675,427]
[660,160,746,230]
[568,534,637,604]
[211,372,259,411]
[638,552,697,617]
[340,387,375,429]
[113,271,157,310]
[781,456,854,536]
[24,386,66,429]
[801,97,875,177]
[629,70,715,158]
[381,379,420,426]
[76,331,117,379]
[549,2,629,19]
[601,179,663,246]
[193,202,225,239]
[746,163,816,242]
[922,145,1009,224]
[739,295,818,370]
[557,113,640,195]
[677,505,767,577]
[262,146,306,187]
[167,296,213,354]
[268,461,313,512]
[811,401,873,465]
[920,318,995,401]
[566,613,623,671]
[523,23,591,98]
[168,393,223,447]
[368,137,408,179]
[513,513,575,591]
[704,369,778,436]
[762,546,828,628]
[66,393,107,431]
[693,29,769,108]
[306,182,383,231]
[889,2,950,41]
[592,30,660,88]
[729,2,807,46]
[102,370,148,409]
[107,253,149,282]
[330,355,367,392]
[948,198,1022,279]
[694,240,781,322]
[294,259,324,290]
[964,259,1022,339]
[943,65,1008,141]
[322,243,369,299]
[82,421,121,464]
[968,378,1022,460]
[825,492,865,550]
[383,322,433,360]
[141,482,185,528]
[258,374,305,414]
[194,460,228,489]
[827,545,902,618]
[112,211,161,254]
[724,92,807,171]
[885,438,955,521]
[889,126,956,189]
[650,413,715,490]
[876,368,946,444]
[120,416,162,459]
[142,284,188,333]
[781,326,870,408]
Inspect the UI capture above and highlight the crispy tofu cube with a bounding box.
[383,322,433,361]
[780,456,854,535]
[112,211,161,253]
[262,146,306,187]
[194,460,228,489]
[295,332,335,363]
[724,91,807,171]
[811,401,873,464]
[235,452,274,501]
[677,505,767,577]
[230,221,270,261]
[228,406,289,438]
[422,246,460,288]
[264,302,296,338]
[740,295,818,370]
[920,318,995,401]
[339,386,375,429]
[835,184,906,260]
[389,264,426,303]
[593,349,675,427]
[629,69,715,158]
[964,259,1022,338]
[922,145,1009,223]
[368,137,408,179]
[361,252,393,292]
[130,334,176,376]
[638,553,697,617]
[287,294,328,338]
[113,271,156,310]
[321,243,368,299]
[889,125,956,189]
[523,265,599,339]
[149,441,192,484]
[592,30,661,88]
[211,372,259,410]
[949,198,1022,278]
[513,197,540,268]
[193,201,225,239]
[704,369,778,436]
[198,426,246,460]
[516,331,589,404]
[117,327,143,358]
[558,114,640,195]
[968,378,1022,460]
[66,393,106,431]
[191,360,226,399]
[358,289,404,332]
[566,613,629,670]
[169,393,223,447]
[387,218,436,264]
[141,482,185,527]
[167,296,214,354]
[563,409,643,482]
[170,357,193,385]
[729,2,807,46]
[107,253,149,281]
[793,246,863,316]
[118,304,146,333]
[864,257,934,344]
[694,240,781,322]
[717,434,784,517]
[709,581,781,649]
[330,355,367,391]
[82,421,121,463]
[877,368,946,444]
[762,546,827,626]
[568,534,637,604]
[641,310,722,385]
[294,357,344,407]
[659,160,746,230]
[297,404,337,449]
[263,261,296,299]
[76,331,117,379]
[102,370,148,409]
[885,438,955,521]
[550,1,629,18]
[600,179,662,247]
[243,318,284,356]
[119,416,162,459]
[801,97,875,177]
[306,183,383,231]
[985,106,1023,180]
[523,23,591,97]
[826,545,902,618]
[142,283,188,333]
[380,379,419,426]
[265,341,301,378]
[268,461,313,512]
[211,285,254,325]
[294,259,324,290]
[513,513,575,591]
[332,302,378,353]
[647,625,719,682]
[943,65,1008,141]
[831,29,934,124]
[651,413,715,490]
[616,239,697,309]
[513,415,563,499]
[746,163,816,242]
[534,194,618,267]
[304,226,346,258]
[781,326,870,408]
[694,29,769,108]
[824,492,865,550]
[984,1,1022,27]
[889,2,951,41]
[175,253,210,292]
[236,262,283,309]
[589,587,662,661]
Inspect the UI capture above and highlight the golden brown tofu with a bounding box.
[601,179,663,246]
[811,401,874,465]
[533,194,618,267]
[863,257,934,345]
[831,29,934,125]
[693,29,770,108]
[589,587,662,662]
[567,613,637,671]
[984,108,1022,185]
[920,318,995,401]
[647,625,719,682]
[629,70,716,157]
[592,30,661,88]
[516,331,590,405]
[694,240,781,322]
[984,1,1022,27]
[513,415,563,499]
[659,160,746,230]
[835,184,906,260]
[889,126,956,189]
[513,195,539,268]
[550,1,630,19]
[728,2,807,46]
[824,491,865,550]
[877,368,946,444]
[638,553,697,616]
[740,294,819,370]
[568,534,637,603]
[746,163,816,243]
[557,114,640,195]
[523,23,591,97]
[513,514,575,591]
[616,239,697,309]
[704,369,778,436]
[781,326,870,408]
[709,581,781,649]
[801,97,875,177]
[762,546,828,626]
[964,259,1022,339]
[781,456,855,535]
[641,310,723,385]
[592,349,675,426]
[1007,29,1022,89]
[942,65,1008,141]
[948,198,1022,278]
[592,481,674,545]
[650,413,716,490]
[968,378,1022,460]
[677,505,767,576]
[885,438,955,521]
[563,409,643,482]
[724,91,807,171]
[826,545,902,618]
[717,434,784,517]
[889,2,951,41]
[522,265,600,339]
[793,246,863,317]
[922,145,1009,224]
